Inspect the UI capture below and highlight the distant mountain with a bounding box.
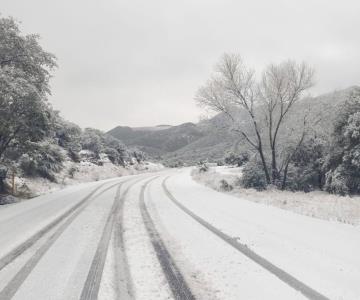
[108,86,359,165]
[108,123,205,157]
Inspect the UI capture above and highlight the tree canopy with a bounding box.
[0,17,57,161]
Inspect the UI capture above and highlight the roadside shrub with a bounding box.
[68,149,81,162]
[220,179,233,191]
[104,147,120,165]
[240,159,267,190]
[198,162,209,173]
[19,142,65,182]
[216,160,224,166]
[284,138,327,192]
[224,152,249,167]
[133,150,146,164]
[164,160,184,168]
[323,91,360,195]
[68,166,78,178]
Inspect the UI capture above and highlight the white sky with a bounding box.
[2,0,360,130]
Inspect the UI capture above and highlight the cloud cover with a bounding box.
[2,0,360,130]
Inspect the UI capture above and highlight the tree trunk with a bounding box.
[270,147,279,184]
[318,172,324,190]
[0,178,5,193]
[258,145,271,184]
[281,162,289,190]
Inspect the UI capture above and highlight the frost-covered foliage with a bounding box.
[197,161,209,173]
[0,17,56,160]
[0,17,56,191]
[324,90,360,195]
[219,179,233,191]
[132,150,146,164]
[283,138,327,192]
[19,142,65,182]
[80,128,104,158]
[236,92,360,195]
[163,160,185,168]
[80,128,135,166]
[224,152,249,167]
[240,159,267,190]
[54,117,82,162]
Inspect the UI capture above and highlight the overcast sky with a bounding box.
[2,0,360,130]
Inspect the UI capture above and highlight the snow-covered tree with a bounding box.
[0,17,56,190]
[19,141,65,182]
[80,128,104,158]
[78,127,133,166]
[224,151,249,167]
[324,89,360,195]
[196,54,314,188]
[54,116,82,161]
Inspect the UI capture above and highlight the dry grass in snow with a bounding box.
[192,167,360,226]
[7,161,164,201]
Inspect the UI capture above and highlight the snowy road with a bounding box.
[0,169,359,299]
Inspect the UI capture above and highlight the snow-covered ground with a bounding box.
[1,167,359,299]
[166,169,360,299]
[192,166,360,225]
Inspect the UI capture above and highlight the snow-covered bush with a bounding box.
[198,161,209,173]
[55,118,82,162]
[216,160,224,166]
[324,90,360,195]
[284,138,327,192]
[224,152,249,167]
[240,159,267,190]
[104,147,121,165]
[132,150,146,164]
[19,142,65,182]
[80,128,103,158]
[68,166,78,178]
[220,179,233,191]
[324,168,350,196]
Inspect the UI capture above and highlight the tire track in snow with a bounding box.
[140,177,196,300]
[113,181,137,300]
[0,181,108,272]
[162,177,330,300]
[0,181,122,300]
[80,176,146,300]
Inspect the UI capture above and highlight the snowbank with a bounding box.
[192,166,360,225]
[7,160,164,200]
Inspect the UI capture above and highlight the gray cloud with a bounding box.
[2,0,360,130]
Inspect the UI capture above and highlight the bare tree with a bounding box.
[259,60,314,183]
[196,54,271,182]
[195,53,314,187]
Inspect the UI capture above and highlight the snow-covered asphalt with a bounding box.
[0,168,359,299]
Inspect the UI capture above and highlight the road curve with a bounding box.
[0,168,359,299]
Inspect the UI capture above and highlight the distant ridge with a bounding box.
[108,122,204,157]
